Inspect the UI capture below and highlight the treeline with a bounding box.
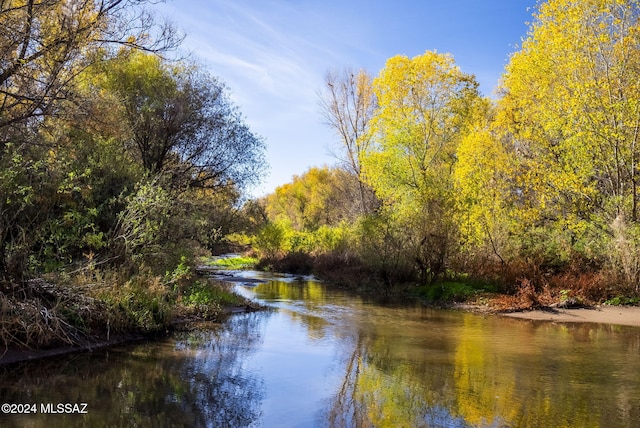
[0,1,264,347]
[252,0,640,300]
[0,1,264,283]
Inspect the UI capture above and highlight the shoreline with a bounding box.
[2,300,638,366]
[0,304,260,366]
[0,333,148,366]
[499,305,640,327]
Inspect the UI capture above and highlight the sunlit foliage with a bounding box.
[363,51,484,282]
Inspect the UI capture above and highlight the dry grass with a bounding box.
[488,278,554,312]
[0,264,261,353]
[0,279,106,350]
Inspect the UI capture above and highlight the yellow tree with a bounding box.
[498,0,640,270]
[454,121,514,265]
[264,166,360,231]
[363,51,483,282]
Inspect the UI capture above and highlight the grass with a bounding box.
[205,255,259,270]
[0,262,260,351]
[95,273,174,334]
[183,280,246,306]
[603,295,640,306]
[413,280,499,303]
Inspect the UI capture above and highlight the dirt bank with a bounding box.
[0,333,147,365]
[502,305,640,327]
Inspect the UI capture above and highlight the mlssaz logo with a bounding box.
[40,403,88,414]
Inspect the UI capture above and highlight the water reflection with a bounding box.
[320,308,640,428]
[0,313,268,428]
[1,278,640,427]
[243,280,640,427]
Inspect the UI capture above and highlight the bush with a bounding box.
[95,273,173,333]
[111,180,171,265]
[414,281,498,303]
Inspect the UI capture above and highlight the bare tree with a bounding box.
[319,67,378,214]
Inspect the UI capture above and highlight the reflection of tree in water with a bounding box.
[256,280,333,340]
[173,312,268,427]
[324,334,370,427]
[323,312,640,428]
[0,311,270,428]
[321,329,474,428]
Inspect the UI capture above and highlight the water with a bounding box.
[1,275,639,427]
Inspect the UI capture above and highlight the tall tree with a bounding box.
[500,0,640,219]
[0,0,179,283]
[363,51,483,282]
[498,0,640,270]
[100,51,266,192]
[454,121,513,266]
[0,0,180,140]
[319,68,378,214]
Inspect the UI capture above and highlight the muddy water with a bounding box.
[1,275,639,427]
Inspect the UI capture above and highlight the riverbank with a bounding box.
[0,268,263,365]
[0,333,146,365]
[210,256,640,329]
[500,305,640,327]
[246,253,640,328]
[0,303,262,365]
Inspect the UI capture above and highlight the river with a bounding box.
[1,272,639,427]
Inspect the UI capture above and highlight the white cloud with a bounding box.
[153,0,533,195]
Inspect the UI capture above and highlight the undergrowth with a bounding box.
[413,280,500,304]
[0,260,259,351]
[205,255,258,270]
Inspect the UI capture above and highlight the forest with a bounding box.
[0,0,265,348]
[253,0,640,307]
[0,0,639,350]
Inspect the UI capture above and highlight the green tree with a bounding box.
[363,51,483,282]
[0,0,178,283]
[99,51,266,192]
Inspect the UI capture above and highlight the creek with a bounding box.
[1,271,639,427]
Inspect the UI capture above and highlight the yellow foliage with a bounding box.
[454,127,512,249]
[499,0,640,225]
[364,50,483,218]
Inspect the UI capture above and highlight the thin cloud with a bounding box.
[153,0,535,196]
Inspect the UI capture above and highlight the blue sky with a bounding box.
[152,0,537,197]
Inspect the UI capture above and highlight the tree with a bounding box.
[454,121,513,266]
[264,166,358,231]
[363,51,483,282]
[0,0,180,283]
[100,51,266,192]
[319,68,378,214]
[498,0,640,271]
[0,0,180,140]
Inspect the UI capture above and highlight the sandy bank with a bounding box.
[502,305,640,327]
